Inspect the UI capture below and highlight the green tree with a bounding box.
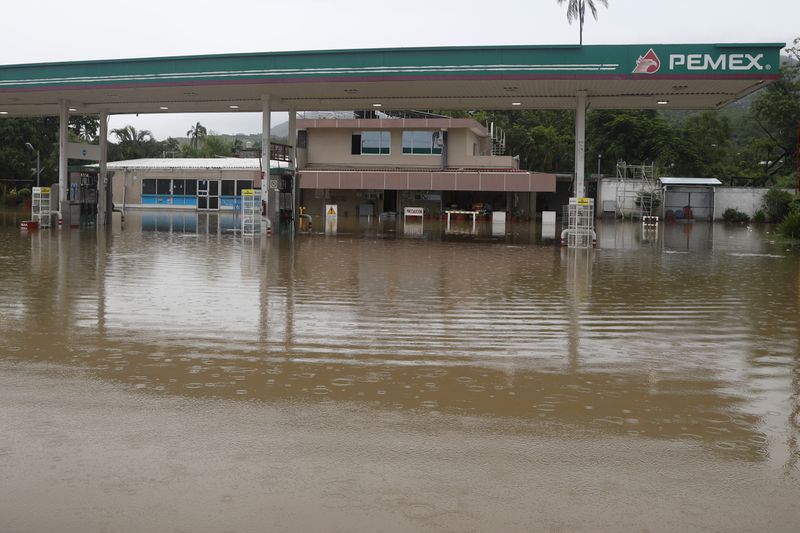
[486,110,575,172]
[587,110,673,170]
[187,122,208,150]
[751,38,800,183]
[110,125,157,160]
[670,112,738,182]
[557,0,609,46]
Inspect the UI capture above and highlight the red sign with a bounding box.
[633,48,661,74]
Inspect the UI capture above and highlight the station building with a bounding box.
[295,116,556,219]
[102,115,557,221]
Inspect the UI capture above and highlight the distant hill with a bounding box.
[170,122,289,148]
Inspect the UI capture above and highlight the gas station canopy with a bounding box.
[0,42,784,116]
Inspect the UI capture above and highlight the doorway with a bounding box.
[197,180,219,210]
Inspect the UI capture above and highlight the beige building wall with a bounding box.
[304,127,516,170]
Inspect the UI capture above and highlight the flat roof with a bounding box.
[0,43,783,116]
[660,177,722,186]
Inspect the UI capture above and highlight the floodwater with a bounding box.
[1,208,799,532]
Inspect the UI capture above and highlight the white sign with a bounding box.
[325,204,338,234]
[66,142,101,161]
[670,53,765,71]
[404,207,424,218]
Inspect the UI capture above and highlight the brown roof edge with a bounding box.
[296,118,489,136]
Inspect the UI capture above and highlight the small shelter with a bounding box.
[659,177,722,221]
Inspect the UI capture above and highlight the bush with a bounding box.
[753,209,766,223]
[722,208,750,223]
[779,210,800,238]
[634,191,662,209]
[17,187,31,199]
[762,187,794,223]
[3,189,20,206]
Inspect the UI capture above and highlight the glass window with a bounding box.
[221,180,235,196]
[359,131,390,155]
[142,179,156,195]
[402,131,442,155]
[237,180,253,195]
[185,179,197,195]
[172,180,185,195]
[156,179,171,195]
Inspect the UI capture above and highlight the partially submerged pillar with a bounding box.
[261,95,276,229]
[98,112,108,226]
[58,100,68,208]
[288,106,297,229]
[574,90,587,199]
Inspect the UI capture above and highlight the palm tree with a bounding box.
[110,125,154,160]
[186,122,207,150]
[557,0,608,46]
[111,125,153,144]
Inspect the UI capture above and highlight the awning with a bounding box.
[659,177,722,186]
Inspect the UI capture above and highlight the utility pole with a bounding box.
[25,142,41,187]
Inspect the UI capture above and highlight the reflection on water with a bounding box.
[1,210,798,469]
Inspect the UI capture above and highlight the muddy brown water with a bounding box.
[1,209,799,532]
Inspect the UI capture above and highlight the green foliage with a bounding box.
[179,134,236,158]
[17,187,31,199]
[634,191,662,209]
[108,127,180,161]
[485,110,575,172]
[722,208,750,224]
[778,209,800,238]
[751,38,800,183]
[589,110,672,168]
[753,209,766,223]
[187,122,208,150]
[761,187,794,222]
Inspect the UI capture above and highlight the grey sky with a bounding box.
[2,0,797,139]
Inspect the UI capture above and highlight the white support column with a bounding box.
[261,96,274,230]
[574,90,587,199]
[58,100,69,204]
[288,106,297,230]
[98,112,108,226]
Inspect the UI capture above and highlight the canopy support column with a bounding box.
[261,96,275,232]
[58,100,68,205]
[574,90,587,199]
[98,112,109,226]
[288,106,297,231]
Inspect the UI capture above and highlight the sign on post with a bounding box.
[325,204,338,234]
[403,207,424,218]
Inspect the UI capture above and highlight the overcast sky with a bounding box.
[2,0,797,139]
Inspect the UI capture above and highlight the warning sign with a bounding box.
[241,189,255,196]
[578,197,590,206]
[326,205,337,216]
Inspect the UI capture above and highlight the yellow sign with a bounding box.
[327,207,337,215]
[578,197,590,206]
[40,187,51,194]
[241,189,255,196]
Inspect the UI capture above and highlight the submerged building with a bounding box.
[295,115,556,218]
[104,114,557,223]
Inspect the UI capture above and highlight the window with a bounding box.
[236,180,253,195]
[142,179,156,195]
[185,179,197,195]
[156,179,171,195]
[352,131,390,155]
[402,131,442,155]
[221,180,235,196]
[172,180,185,195]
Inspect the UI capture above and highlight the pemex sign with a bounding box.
[631,46,777,76]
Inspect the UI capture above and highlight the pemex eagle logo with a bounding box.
[633,48,661,74]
